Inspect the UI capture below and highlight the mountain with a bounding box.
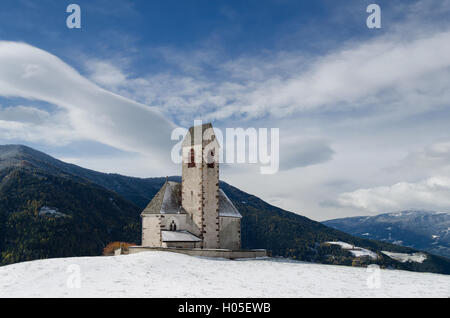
[1,252,449,298]
[0,145,142,264]
[323,210,450,258]
[0,145,163,208]
[1,144,450,275]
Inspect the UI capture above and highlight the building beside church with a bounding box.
[141,123,242,250]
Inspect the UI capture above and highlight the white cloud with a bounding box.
[0,119,74,145]
[211,30,450,119]
[0,105,76,145]
[0,105,50,123]
[0,41,175,171]
[280,137,334,171]
[86,26,450,128]
[84,60,128,89]
[378,140,450,183]
[337,176,450,213]
[403,141,450,169]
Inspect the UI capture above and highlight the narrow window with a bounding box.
[188,148,196,168]
[207,150,215,168]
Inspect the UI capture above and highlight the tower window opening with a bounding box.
[188,148,196,168]
[207,150,215,168]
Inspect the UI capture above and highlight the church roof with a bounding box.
[141,181,242,218]
[141,181,184,215]
[218,189,242,218]
[162,230,202,242]
[181,123,219,147]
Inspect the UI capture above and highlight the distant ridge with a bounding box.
[323,210,450,258]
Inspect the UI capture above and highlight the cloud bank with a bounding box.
[0,42,175,163]
[337,176,450,213]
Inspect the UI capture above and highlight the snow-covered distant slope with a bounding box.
[0,252,448,298]
[323,210,450,258]
[327,241,378,259]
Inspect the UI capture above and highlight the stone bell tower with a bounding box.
[181,123,220,249]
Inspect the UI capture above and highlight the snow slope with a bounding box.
[381,251,427,263]
[326,241,378,260]
[0,251,448,298]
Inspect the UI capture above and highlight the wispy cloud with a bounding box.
[0,105,50,124]
[84,25,450,127]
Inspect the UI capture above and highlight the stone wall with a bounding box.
[219,217,241,250]
[142,215,161,247]
[202,159,219,249]
[181,144,204,240]
[128,246,268,259]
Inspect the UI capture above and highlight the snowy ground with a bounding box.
[0,251,448,298]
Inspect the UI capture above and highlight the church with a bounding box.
[141,123,242,250]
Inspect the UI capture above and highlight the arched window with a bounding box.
[169,220,177,231]
[188,148,196,168]
[207,150,215,168]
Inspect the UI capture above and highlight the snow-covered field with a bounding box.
[0,251,448,298]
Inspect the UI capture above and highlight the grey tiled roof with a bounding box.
[141,182,167,215]
[141,181,183,215]
[141,181,242,218]
[218,189,242,218]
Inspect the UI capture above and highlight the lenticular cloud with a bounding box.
[0,41,175,157]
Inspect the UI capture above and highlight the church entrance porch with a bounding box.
[161,230,202,249]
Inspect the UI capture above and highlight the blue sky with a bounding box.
[1,0,450,220]
[1,0,401,79]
